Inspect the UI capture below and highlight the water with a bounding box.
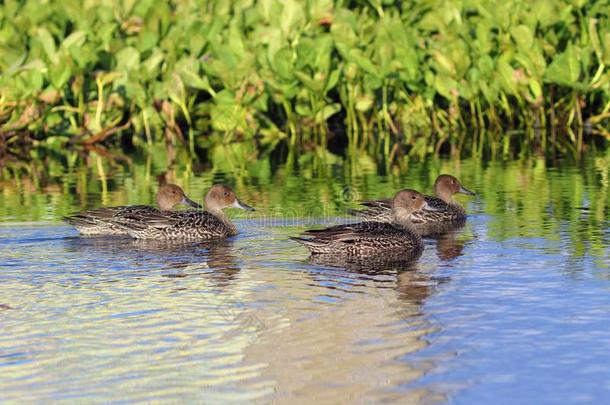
[1,148,609,403]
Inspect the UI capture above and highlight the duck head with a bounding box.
[205,184,255,212]
[434,174,475,202]
[392,189,432,224]
[157,184,202,211]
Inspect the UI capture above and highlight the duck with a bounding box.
[109,184,254,240]
[348,174,475,232]
[291,189,431,258]
[64,183,201,236]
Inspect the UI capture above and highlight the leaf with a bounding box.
[497,56,519,95]
[433,51,456,77]
[98,71,123,87]
[315,103,341,124]
[258,0,274,22]
[330,20,358,47]
[115,47,140,72]
[280,0,304,39]
[62,31,87,50]
[544,43,580,85]
[528,78,543,101]
[295,99,311,116]
[434,75,458,99]
[138,30,158,53]
[475,21,493,54]
[604,32,610,65]
[143,49,165,76]
[355,94,374,111]
[530,2,559,28]
[363,74,382,91]
[167,72,186,105]
[211,103,245,132]
[37,27,59,65]
[477,55,494,75]
[588,18,603,62]
[511,25,534,50]
[24,69,45,94]
[294,71,323,93]
[125,82,147,106]
[341,47,380,78]
[49,63,72,89]
[181,68,213,92]
[325,69,340,92]
[272,47,294,81]
[296,38,317,70]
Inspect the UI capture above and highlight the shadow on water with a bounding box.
[285,246,455,403]
[299,223,472,309]
[304,237,457,301]
[62,236,242,288]
[425,224,475,262]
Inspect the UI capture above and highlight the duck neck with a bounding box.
[435,188,454,205]
[157,198,173,211]
[437,189,464,207]
[208,207,238,234]
[392,211,417,232]
[394,215,422,244]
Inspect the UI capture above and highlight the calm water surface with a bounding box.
[1,149,609,403]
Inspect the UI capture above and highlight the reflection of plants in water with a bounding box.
[1,147,608,265]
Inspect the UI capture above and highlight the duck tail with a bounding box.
[289,236,311,245]
[289,236,325,246]
[290,237,331,254]
[63,215,95,227]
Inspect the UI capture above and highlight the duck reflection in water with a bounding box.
[63,237,241,288]
[307,254,447,297]
[155,239,240,286]
[434,229,468,262]
[420,221,474,263]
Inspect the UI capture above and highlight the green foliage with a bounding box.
[0,0,609,157]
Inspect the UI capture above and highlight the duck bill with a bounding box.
[458,185,475,196]
[233,199,255,211]
[182,196,202,209]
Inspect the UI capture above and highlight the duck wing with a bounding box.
[423,196,449,211]
[347,198,392,220]
[63,205,155,225]
[410,196,463,225]
[112,210,227,234]
[303,221,405,241]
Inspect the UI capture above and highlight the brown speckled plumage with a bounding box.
[112,210,238,240]
[64,205,165,235]
[292,221,424,256]
[108,184,254,240]
[64,184,201,236]
[348,174,474,234]
[292,189,429,257]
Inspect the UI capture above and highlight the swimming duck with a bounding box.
[291,189,430,258]
[110,184,254,240]
[64,183,201,236]
[348,174,475,232]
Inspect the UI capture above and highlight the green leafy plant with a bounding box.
[0,0,608,161]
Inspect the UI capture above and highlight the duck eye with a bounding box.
[224,192,229,196]
[411,195,417,200]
